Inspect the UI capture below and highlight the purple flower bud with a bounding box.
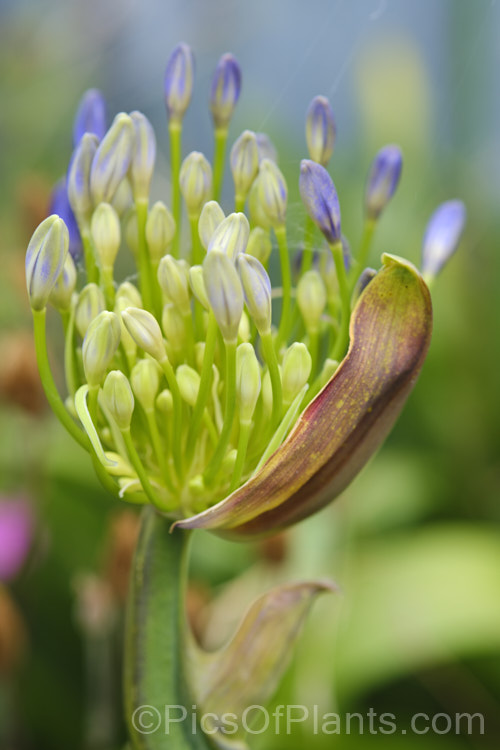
[67,133,99,223]
[365,145,402,220]
[299,159,341,245]
[0,498,33,581]
[73,88,107,147]
[305,95,336,167]
[164,43,195,123]
[210,53,242,130]
[50,178,82,261]
[421,200,466,278]
[90,113,135,205]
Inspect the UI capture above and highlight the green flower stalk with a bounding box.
[26,46,464,750]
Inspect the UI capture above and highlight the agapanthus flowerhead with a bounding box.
[305,95,336,167]
[299,159,341,244]
[164,42,195,124]
[421,200,466,280]
[210,52,242,130]
[365,144,403,221]
[73,88,107,146]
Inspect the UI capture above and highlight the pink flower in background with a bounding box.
[0,497,33,581]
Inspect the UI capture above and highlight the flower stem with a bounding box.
[330,240,351,361]
[275,224,292,350]
[136,200,155,314]
[169,122,182,258]
[203,339,237,485]
[213,128,228,202]
[349,217,376,291]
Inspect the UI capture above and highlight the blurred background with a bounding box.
[1,0,499,748]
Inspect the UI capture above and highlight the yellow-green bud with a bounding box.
[257,158,288,228]
[230,130,259,200]
[156,389,173,414]
[236,254,272,336]
[48,252,77,312]
[198,200,225,250]
[222,449,237,474]
[203,250,244,344]
[246,227,272,266]
[111,177,133,215]
[121,307,166,362]
[102,370,134,430]
[297,270,327,332]
[25,215,69,312]
[238,311,251,343]
[179,151,212,219]
[90,202,121,270]
[248,175,272,230]
[195,342,205,371]
[90,113,135,204]
[282,343,312,405]
[130,111,156,203]
[146,201,176,262]
[176,364,200,406]
[236,343,261,423]
[114,297,137,365]
[116,281,142,308]
[161,303,186,354]
[189,265,210,310]
[68,133,99,223]
[130,358,160,412]
[75,283,106,338]
[208,212,249,260]
[157,255,191,315]
[124,208,139,258]
[82,311,121,386]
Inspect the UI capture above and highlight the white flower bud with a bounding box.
[282,343,312,405]
[208,212,249,260]
[130,111,156,203]
[146,201,176,262]
[75,283,106,338]
[102,370,134,430]
[176,364,200,406]
[236,343,261,423]
[130,358,160,412]
[90,113,135,205]
[121,307,166,362]
[246,227,272,266]
[49,253,77,312]
[198,200,225,250]
[25,215,69,312]
[203,250,244,343]
[82,311,121,386]
[297,270,327,331]
[230,130,259,200]
[157,255,191,315]
[236,254,272,336]
[90,203,121,270]
[179,151,212,219]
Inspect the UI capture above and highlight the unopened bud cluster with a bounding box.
[25,44,465,516]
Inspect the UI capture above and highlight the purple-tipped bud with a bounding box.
[67,133,99,223]
[25,215,69,311]
[164,43,195,124]
[305,95,336,167]
[352,267,377,305]
[73,89,107,147]
[299,160,341,245]
[421,200,466,278]
[90,113,135,205]
[256,133,278,164]
[365,145,402,220]
[50,178,82,261]
[210,53,242,130]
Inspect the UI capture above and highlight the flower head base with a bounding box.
[26,45,462,537]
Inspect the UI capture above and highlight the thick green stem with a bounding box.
[330,240,351,361]
[349,217,376,291]
[169,122,182,258]
[124,508,211,750]
[275,224,292,350]
[136,200,155,314]
[203,339,237,485]
[301,215,316,274]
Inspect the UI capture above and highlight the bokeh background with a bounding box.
[1,0,499,748]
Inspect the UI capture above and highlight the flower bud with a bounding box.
[157,255,191,315]
[282,343,312,405]
[236,343,261,424]
[257,158,288,227]
[236,254,272,336]
[82,311,121,386]
[102,370,134,430]
[189,265,210,309]
[203,250,244,343]
[90,203,121,270]
[130,111,156,203]
[130,358,160,413]
[246,227,272,267]
[365,145,402,221]
[208,212,249,260]
[111,177,133,215]
[121,307,166,362]
[49,253,77,312]
[210,53,242,130]
[195,342,206,370]
[164,43,195,124]
[297,270,327,331]
[73,89,107,146]
[305,95,336,166]
[248,176,272,230]
[116,281,142,308]
[421,200,466,279]
[198,200,225,250]
[146,201,176,262]
[25,215,69,311]
[230,130,259,200]
[351,267,377,305]
[238,311,251,343]
[176,364,200,406]
[179,151,212,218]
[67,133,99,223]
[156,389,173,414]
[114,297,137,365]
[75,283,106,338]
[90,113,135,205]
[50,179,82,261]
[299,159,341,244]
[161,304,186,353]
[256,132,278,164]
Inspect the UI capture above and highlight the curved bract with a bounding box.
[175,254,432,539]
